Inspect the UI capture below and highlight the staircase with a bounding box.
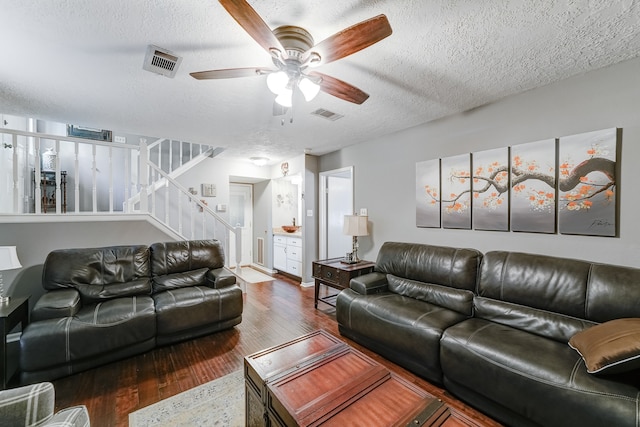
[0,127,241,269]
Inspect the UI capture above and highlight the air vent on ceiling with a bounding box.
[143,45,182,78]
[310,108,344,121]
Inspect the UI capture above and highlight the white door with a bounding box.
[229,183,253,267]
[319,167,354,259]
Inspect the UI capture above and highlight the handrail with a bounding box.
[0,127,241,270]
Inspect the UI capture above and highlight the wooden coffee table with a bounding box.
[244,330,496,426]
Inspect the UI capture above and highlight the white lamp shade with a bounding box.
[267,71,288,94]
[299,77,320,101]
[0,246,22,271]
[343,215,369,237]
[275,88,293,107]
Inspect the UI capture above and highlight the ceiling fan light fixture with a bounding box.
[299,77,320,101]
[267,71,288,94]
[275,88,293,107]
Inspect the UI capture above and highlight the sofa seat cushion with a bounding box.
[441,318,640,427]
[336,288,469,383]
[153,285,243,337]
[20,296,156,372]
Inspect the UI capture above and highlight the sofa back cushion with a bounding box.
[150,240,225,292]
[477,251,640,340]
[478,251,591,318]
[388,274,474,316]
[376,242,482,292]
[42,245,151,303]
[586,263,640,322]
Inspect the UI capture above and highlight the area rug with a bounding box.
[233,267,275,284]
[128,370,244,427]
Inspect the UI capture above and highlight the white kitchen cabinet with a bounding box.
[273,236,287,271]
[273,235,302,277]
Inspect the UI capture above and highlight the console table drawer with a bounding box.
[312,259,376,300]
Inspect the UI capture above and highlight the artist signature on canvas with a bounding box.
[589,219,613,229]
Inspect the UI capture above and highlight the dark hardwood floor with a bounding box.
[51,274,500,427]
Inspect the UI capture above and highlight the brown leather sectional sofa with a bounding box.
[336,241,640,427]
[19,239,243,384]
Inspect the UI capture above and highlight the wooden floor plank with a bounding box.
[46,274,500,427]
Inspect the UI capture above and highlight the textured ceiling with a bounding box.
[1,1,640,164]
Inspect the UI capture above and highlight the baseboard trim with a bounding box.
[250,263,276,275]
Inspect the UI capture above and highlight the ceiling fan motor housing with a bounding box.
[273,26,314,62]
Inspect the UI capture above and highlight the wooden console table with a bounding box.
[312,258,375,308]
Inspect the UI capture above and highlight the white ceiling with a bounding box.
[2,1,640,164]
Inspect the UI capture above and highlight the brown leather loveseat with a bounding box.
[19,239,243,384]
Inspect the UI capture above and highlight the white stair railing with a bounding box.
[132,161,241,270]
[0,127,240,269]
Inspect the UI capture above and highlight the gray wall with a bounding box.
[0,219,173,310]
[320,57,640,268]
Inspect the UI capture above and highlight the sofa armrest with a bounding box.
[31,289,81,322]
[207,267,237,289]
[349,272,388,295]
[0,382,55,426]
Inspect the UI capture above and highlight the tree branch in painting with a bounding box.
[422,156,615,212]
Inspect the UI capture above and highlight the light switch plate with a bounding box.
[307,210,313,217]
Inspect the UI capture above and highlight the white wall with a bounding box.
[320,57,640,268]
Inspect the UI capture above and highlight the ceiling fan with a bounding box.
[190,0,392,109]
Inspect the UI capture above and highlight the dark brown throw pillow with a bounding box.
[569,318,640,374]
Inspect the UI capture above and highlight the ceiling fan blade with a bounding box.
[309,72,370,105]
[218,0,286,57]
[190,67,272,80]
[306,14,392,66]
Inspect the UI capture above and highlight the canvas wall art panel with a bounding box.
[558,128,619,237]
[416,159,441,228]
[441,154,471,229]
[510,139,557,233]
[472,147,510,231]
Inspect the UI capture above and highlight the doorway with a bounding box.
[319,166,354,260]
[229,183,253,267]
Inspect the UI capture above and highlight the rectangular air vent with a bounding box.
[311,108,344,121]
[143,45,182,78]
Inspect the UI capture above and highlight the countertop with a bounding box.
[273,228,302,237]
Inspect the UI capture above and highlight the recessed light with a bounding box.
[250,157,269,166]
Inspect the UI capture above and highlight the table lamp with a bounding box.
[343,215,368,264]
[0,246,22,303]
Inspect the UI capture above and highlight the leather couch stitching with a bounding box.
[568,357,581,386]
[93,303,101,324]
[585,264,593,319]
[63,317,72,363]
[500,253,510,301]
[446,334,638,402]
[450,249,458,287]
